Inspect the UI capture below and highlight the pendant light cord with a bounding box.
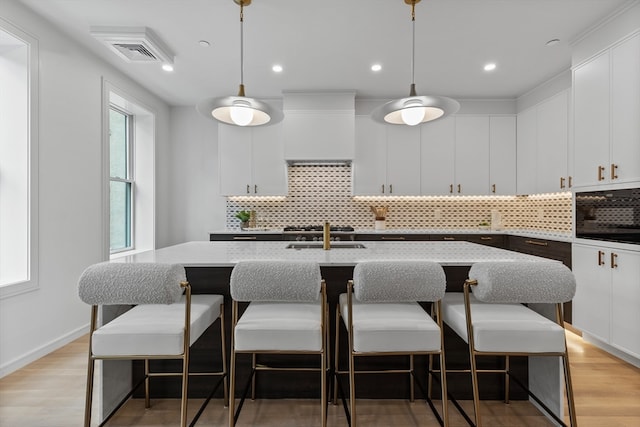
[409,0,417,97]
[238,2,246,96]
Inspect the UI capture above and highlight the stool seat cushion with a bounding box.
[234,301,323,352]
[339,294,441,353]
[92,294,223,357]
[441,293,566,353]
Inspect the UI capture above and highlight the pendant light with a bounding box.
[197,0,283,126]
[372,0,459,126]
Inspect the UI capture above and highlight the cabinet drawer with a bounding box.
[354,234,430,241]
[507,236,571,267]
[209,233,283,241]
[430,234,506,248]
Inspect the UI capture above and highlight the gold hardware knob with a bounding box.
[598,250,605,266]
[560,177,565,189]
[491,184,496,193]
[525,240,548,247]
[381,236,405,240]
[611,252,618,269]
[457,184,461,193]
[480,237,492,240]
[254,184,257,193]
[568,176,572,188]
[449,184,453,193]
[598,166,605,181]
[381,184,385,194]
[389,184,393,194]
[443,237,455,241]
[611,164,618,180]
[246,184,250,194]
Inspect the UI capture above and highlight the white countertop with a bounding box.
[113,240,554,267]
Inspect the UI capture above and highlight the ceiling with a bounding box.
[18,0,632,107]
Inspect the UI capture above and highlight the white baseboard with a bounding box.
[582,333,640,369]
[0,324,89,378]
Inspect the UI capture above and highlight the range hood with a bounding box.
[282,91,355,161]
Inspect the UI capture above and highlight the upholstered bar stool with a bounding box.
[228,260,328,427]
[78,262,228,427]
[334,260,449,427]
[441,261,577,427]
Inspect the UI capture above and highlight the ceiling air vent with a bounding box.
[90,26,174,64]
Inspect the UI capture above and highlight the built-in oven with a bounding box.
[283,225,356,242]
[575,188,640,245]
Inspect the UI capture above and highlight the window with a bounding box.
[104,83,155,258]
[0,21,38,298]
[109,107,134,253]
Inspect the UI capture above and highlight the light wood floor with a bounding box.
[1,331,639,426]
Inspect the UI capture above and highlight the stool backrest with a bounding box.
[230,261,322,302]
[468,261,576,304]
[78,262,186,305]
[353,260,446,302]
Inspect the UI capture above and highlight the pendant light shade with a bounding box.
[197,0,283,127]
[372,0,459,126]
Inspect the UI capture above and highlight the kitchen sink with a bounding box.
[285,242,366,249]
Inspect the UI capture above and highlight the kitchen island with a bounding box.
[100,241,565,423]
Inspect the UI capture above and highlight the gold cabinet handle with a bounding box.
[457,184,461,193]
[389,184,393,194]
[560,177,566,189]
[233,236,257,240]
[443,237,455,241]
[525,240,548,247]
[254,184,258,194]
[381,184,385,194]
[246,184,250,194]
[611,252,618,269]
[611,164,618,180]
[491,184,496,193]
[449,184,453,194]
[381,236,405,240]
[598,165,605,181]
[598,250,605,266]
[568,176,572,188]
[480,236,492,240]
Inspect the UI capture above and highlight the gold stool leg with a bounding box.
[144,359,151,408]
[333,305,340,405]
[505,355,510,404]
[220,305,229,407]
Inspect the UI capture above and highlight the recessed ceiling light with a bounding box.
[484,62,496,71]
[198,40,210,47]
[162,63,174,72]
[371,63,382,72]
[272,64,283,73]
[546,38,560,46]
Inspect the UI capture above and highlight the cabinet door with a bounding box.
[455,116,490,195]
[572,244,611,343]
[386,125,421,195]
[489,116,516,195]
[573,52,610,187]
[610,250,640,357]
[611,33,640,184]
[537,91,569,193]
[353,116,386,195]
[252,124,287,195]
[516,108,537,195]
[218,125,252,196]
[421,117,455,195]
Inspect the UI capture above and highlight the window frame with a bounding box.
[108,105,135,254]
[0,19,39,299]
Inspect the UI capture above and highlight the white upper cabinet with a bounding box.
[573,32,640,188]
[421,117,455,195]
[536,91,570,192]
[517,90,570,194]
[454,116,490,195]
[352,116,421,196]
[489,116,517,195]
[218,123,287,196]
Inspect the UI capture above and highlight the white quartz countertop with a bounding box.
[112,240,554,267]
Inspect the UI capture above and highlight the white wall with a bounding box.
[0,1,171,376]
[168,107,226,243]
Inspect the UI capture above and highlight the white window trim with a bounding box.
[102,80,155,260]
[0,19,39,299]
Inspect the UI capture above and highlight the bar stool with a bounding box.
[334,260,449,426]
[441,261,577,427]
[228,260,328,427]
[78,262,228,427]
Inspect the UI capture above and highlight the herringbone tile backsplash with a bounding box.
[226,164,571,233]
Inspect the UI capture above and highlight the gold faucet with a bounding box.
[323,221,330,250]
